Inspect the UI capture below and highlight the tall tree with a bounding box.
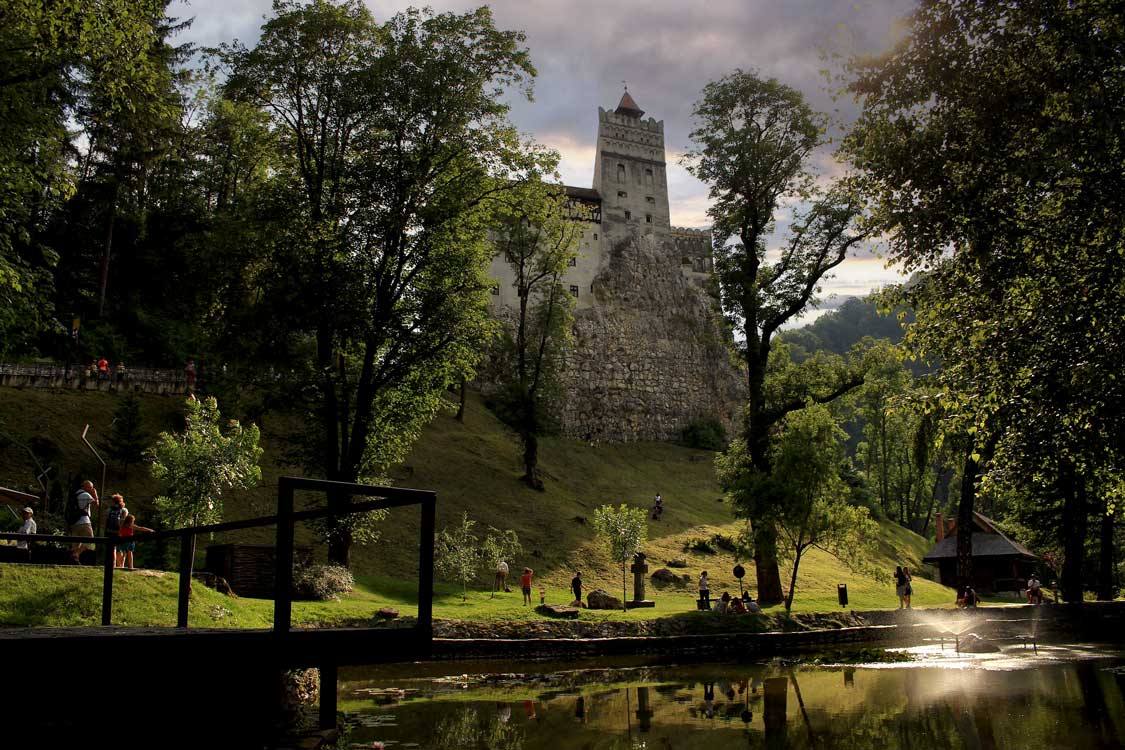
[486,180,578,489]
[0,0,173,356]
[219,1,550,566]
[684,71,870,604]
[844,0,1125,601]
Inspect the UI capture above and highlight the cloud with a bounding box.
[177,0,914,297]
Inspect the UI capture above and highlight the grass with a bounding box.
[1,387,964,630]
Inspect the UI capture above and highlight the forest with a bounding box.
[1,0,1121,601]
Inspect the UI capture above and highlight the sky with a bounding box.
[175,0,917,320]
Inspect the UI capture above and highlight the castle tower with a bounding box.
[593,90,672,246]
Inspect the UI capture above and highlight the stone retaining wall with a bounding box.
[0,363,186,395]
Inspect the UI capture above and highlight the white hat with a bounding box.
[22,507,33,515]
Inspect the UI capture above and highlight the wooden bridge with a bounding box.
[0,476,435,743]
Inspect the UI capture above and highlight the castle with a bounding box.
[487,91,744,442]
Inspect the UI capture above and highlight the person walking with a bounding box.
[652,493,664,520]
[902,566,913,609]
[520,567,534,606]
[494,559,510,595]
[104,494,128,567]
[68,480,99,563]
[16,507,36,561]
[571,571,583,605]
[698,570,711,608]
[894,566,907,609]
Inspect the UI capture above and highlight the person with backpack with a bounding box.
[67,480,99,563]
[104,494,128,567]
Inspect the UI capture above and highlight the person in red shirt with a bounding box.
[519,567,534,606]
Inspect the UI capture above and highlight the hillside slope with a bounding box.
[0,387,951,614]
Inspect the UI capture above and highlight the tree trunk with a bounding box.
[98,187,118,317]
[1097,505,1115,601]
[622,561,627,612]
[784,551,801,612]
[1060,464,1087,603]
[327,523,352,569]
[753,522,784,606]
[455,376,466,421]
[521,430,543,490]
[956,445,978,590]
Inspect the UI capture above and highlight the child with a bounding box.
[520,567,534,606]
[105,494,128,567]
[116,512,153,570]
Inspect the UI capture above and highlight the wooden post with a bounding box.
[319,663,338,730]
[101,538,114,626]
[417,494,436,650]
[178,533,193,628]
[275,478,295,635]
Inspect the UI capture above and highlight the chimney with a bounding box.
[936,513,944,542]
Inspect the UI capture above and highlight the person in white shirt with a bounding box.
[698,571,710,608]
[495,560,509,594]
[17,507,36,559]
[69,480,98,563]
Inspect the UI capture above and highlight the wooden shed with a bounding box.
[205,543,312,599]
[922,511,1038,593]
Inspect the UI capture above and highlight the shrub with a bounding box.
[683,537,717,554]
[680,417,728,451]
[710,533,738,553]
[293,564,355,601]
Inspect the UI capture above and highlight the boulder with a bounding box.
[374,607,399,621]
[537,604,580,618]
[651,568,679,584]
[587,589,624,610]
[666,559,688,568]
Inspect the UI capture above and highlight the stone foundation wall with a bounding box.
[559,233,745,443]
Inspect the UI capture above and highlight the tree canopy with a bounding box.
[843,0,1125,600]
[684,69,870,605]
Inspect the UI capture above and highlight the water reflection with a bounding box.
[342,647,1125,749]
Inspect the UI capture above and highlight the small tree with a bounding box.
[771,404,878,611]
[104,393,147,478]
[434,512,522,600]
[151,396,262,576]
[591,504,649,611]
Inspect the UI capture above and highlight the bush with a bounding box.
[680,417,727,451]
[683,537,717,554]
[293,564,354,601]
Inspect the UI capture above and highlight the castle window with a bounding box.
[616,163,626,182]
[567,257,577,267]
[645,168,654,187]
[646,196,655,205]
[681,256,691,265]
[491,285,500,295]
[593,233,598,240]
[569,285,579,298]
[624,210,632,220]
[645,214,652,224]
[618,191,627,198]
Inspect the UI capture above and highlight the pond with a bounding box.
[338,643,1125,749]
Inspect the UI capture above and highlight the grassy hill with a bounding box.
[0,386,954,627]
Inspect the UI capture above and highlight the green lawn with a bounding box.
[2,387,964,629]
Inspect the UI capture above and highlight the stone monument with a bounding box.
[626,551,655,609]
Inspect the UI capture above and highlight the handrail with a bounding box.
[0,477,436,643]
